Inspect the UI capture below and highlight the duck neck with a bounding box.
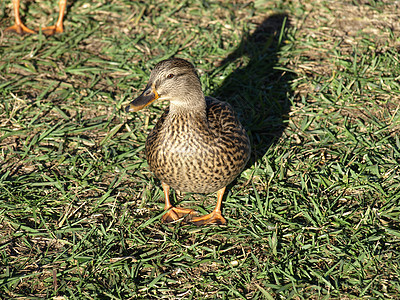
[168,91,207,117]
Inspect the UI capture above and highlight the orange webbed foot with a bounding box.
[5,23,36,35]
[191,210,227,226]
[161,207,197,223]
[40,25,63,35]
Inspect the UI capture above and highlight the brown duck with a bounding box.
[6,0,66,35]
[126,58,250,225]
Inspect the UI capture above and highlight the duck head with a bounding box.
[125,58,205,113]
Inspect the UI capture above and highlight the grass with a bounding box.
[1,0,400,298]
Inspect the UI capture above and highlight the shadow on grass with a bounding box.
[212,13,293,165]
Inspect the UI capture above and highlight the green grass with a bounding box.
[1,0,400,298]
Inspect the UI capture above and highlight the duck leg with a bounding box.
[161,182,197,223]
[5,0,36,34]
[191,187,227,226]
[41,0,67,35]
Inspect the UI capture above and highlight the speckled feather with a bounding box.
[146,96,250,194]
[129,58,251,197]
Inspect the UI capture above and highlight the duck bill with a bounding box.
[125,85,159,112]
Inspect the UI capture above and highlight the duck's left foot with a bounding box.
[161,207,197,223]
[191,211,227,226]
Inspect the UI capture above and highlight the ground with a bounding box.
[0,0,399,298]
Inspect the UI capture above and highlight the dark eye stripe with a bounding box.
[165,72,187,80]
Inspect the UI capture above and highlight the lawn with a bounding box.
[1,0,399,298]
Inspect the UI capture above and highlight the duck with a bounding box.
[125,58,251,225]
[6,0,66,35]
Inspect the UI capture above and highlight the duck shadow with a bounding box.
[210,13,292,165]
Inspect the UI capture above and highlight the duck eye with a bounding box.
[167,74,174,79]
